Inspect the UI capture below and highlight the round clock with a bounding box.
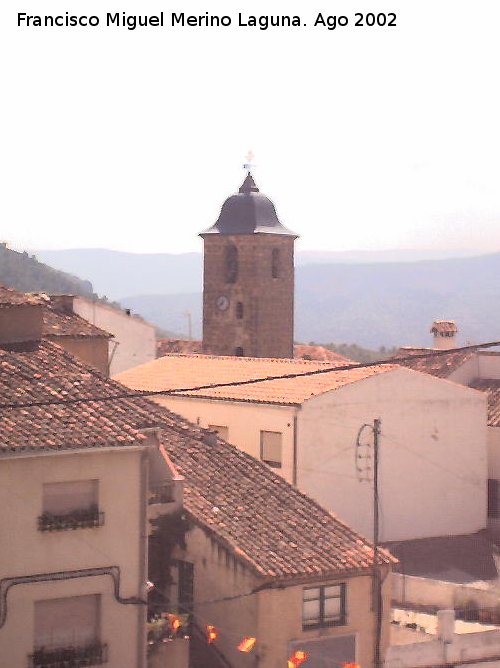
[216,295,229,311]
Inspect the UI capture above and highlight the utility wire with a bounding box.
[0,341,497,412]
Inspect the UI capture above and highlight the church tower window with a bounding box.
[236,302,244,319]
[225,245,238,283]
[272,248,280,278]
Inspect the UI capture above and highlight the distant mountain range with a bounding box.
[119,251,500,348]
[36,248,482,300]
[6,245,500,348]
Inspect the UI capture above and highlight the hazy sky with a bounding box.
[2,0,500,254]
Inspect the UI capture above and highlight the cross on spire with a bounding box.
[243,150,255,174]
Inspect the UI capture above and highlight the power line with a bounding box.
[0,340,497,412]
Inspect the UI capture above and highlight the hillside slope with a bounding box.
[0,244,94,296]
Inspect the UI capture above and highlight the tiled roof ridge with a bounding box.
[0,284,43,307]
[43,305,113,339]
[161,353,346,367]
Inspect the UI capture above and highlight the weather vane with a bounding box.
[243,150,255,174]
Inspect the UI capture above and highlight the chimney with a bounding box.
[431,320,458,350]
[0,287,44,346]
[49,294,75,315]
[437,609,455,643]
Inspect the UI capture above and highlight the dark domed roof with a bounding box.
[200,173,298,237]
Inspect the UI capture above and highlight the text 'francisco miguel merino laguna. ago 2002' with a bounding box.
[17,11,398,31]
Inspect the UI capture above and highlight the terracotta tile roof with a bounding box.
[0,285,43,307]
[103,397,395,578]
[294,344,352,363]
[157,340,352,364]
[43,305,112,339]
[116,354,397,406]
[391,347,476,379]
[0,341,394,579]
[469,379,500,427]
[431,320,458,335]
[0,341,144,451]
[157,339,203,356]
[155,411,396,580]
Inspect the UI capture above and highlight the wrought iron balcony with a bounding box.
[29,642,108,667]
[37,507,105,532]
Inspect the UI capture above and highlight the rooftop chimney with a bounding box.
[49,294,75,315]
[431,320,458,350]
[0,287,44,347]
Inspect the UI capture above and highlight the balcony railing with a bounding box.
[38,508,105,532]
[148,483,175,505]
[29,642,108,667]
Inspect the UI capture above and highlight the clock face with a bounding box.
[216,295,229,311]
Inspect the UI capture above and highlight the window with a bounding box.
[303,584,346,629]
[260,431,282,468]
[208,425,229,441]
[178,561,194,614]
[235,347,244,357]
[488,479,500,518]
[272,248,280,278]
[39,480,103,531]
[149,482,175,505]
[225,245,238,283]
[236,302,244,319]
[32,594,106,667]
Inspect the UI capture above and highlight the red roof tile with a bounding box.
[43,305,112,339]
[0,341,144,451]
[391,347,476,379]
[116,354,397,406]
[112,399,396,579]
[293,344,352,363]
[431,320,458,335]
[157,339,352,365]
[469,379,500,427]
[0,285,43,307]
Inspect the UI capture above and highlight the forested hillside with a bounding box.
[0,243,94,296]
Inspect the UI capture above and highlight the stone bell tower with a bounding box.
[200,171,298,358]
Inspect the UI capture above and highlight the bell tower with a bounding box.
[200,171,297,358]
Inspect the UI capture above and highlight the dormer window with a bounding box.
[225,245,238,283]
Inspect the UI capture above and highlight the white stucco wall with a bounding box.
[386,626,500,668]
[157,396,298,482]
[0,448,146,668]
[297,368,487,542]
[73,297,156,374]
[447,355,479,385]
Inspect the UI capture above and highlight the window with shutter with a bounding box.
[488,479,500,518]
[260,431,282,468]
[34,594,101,650]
